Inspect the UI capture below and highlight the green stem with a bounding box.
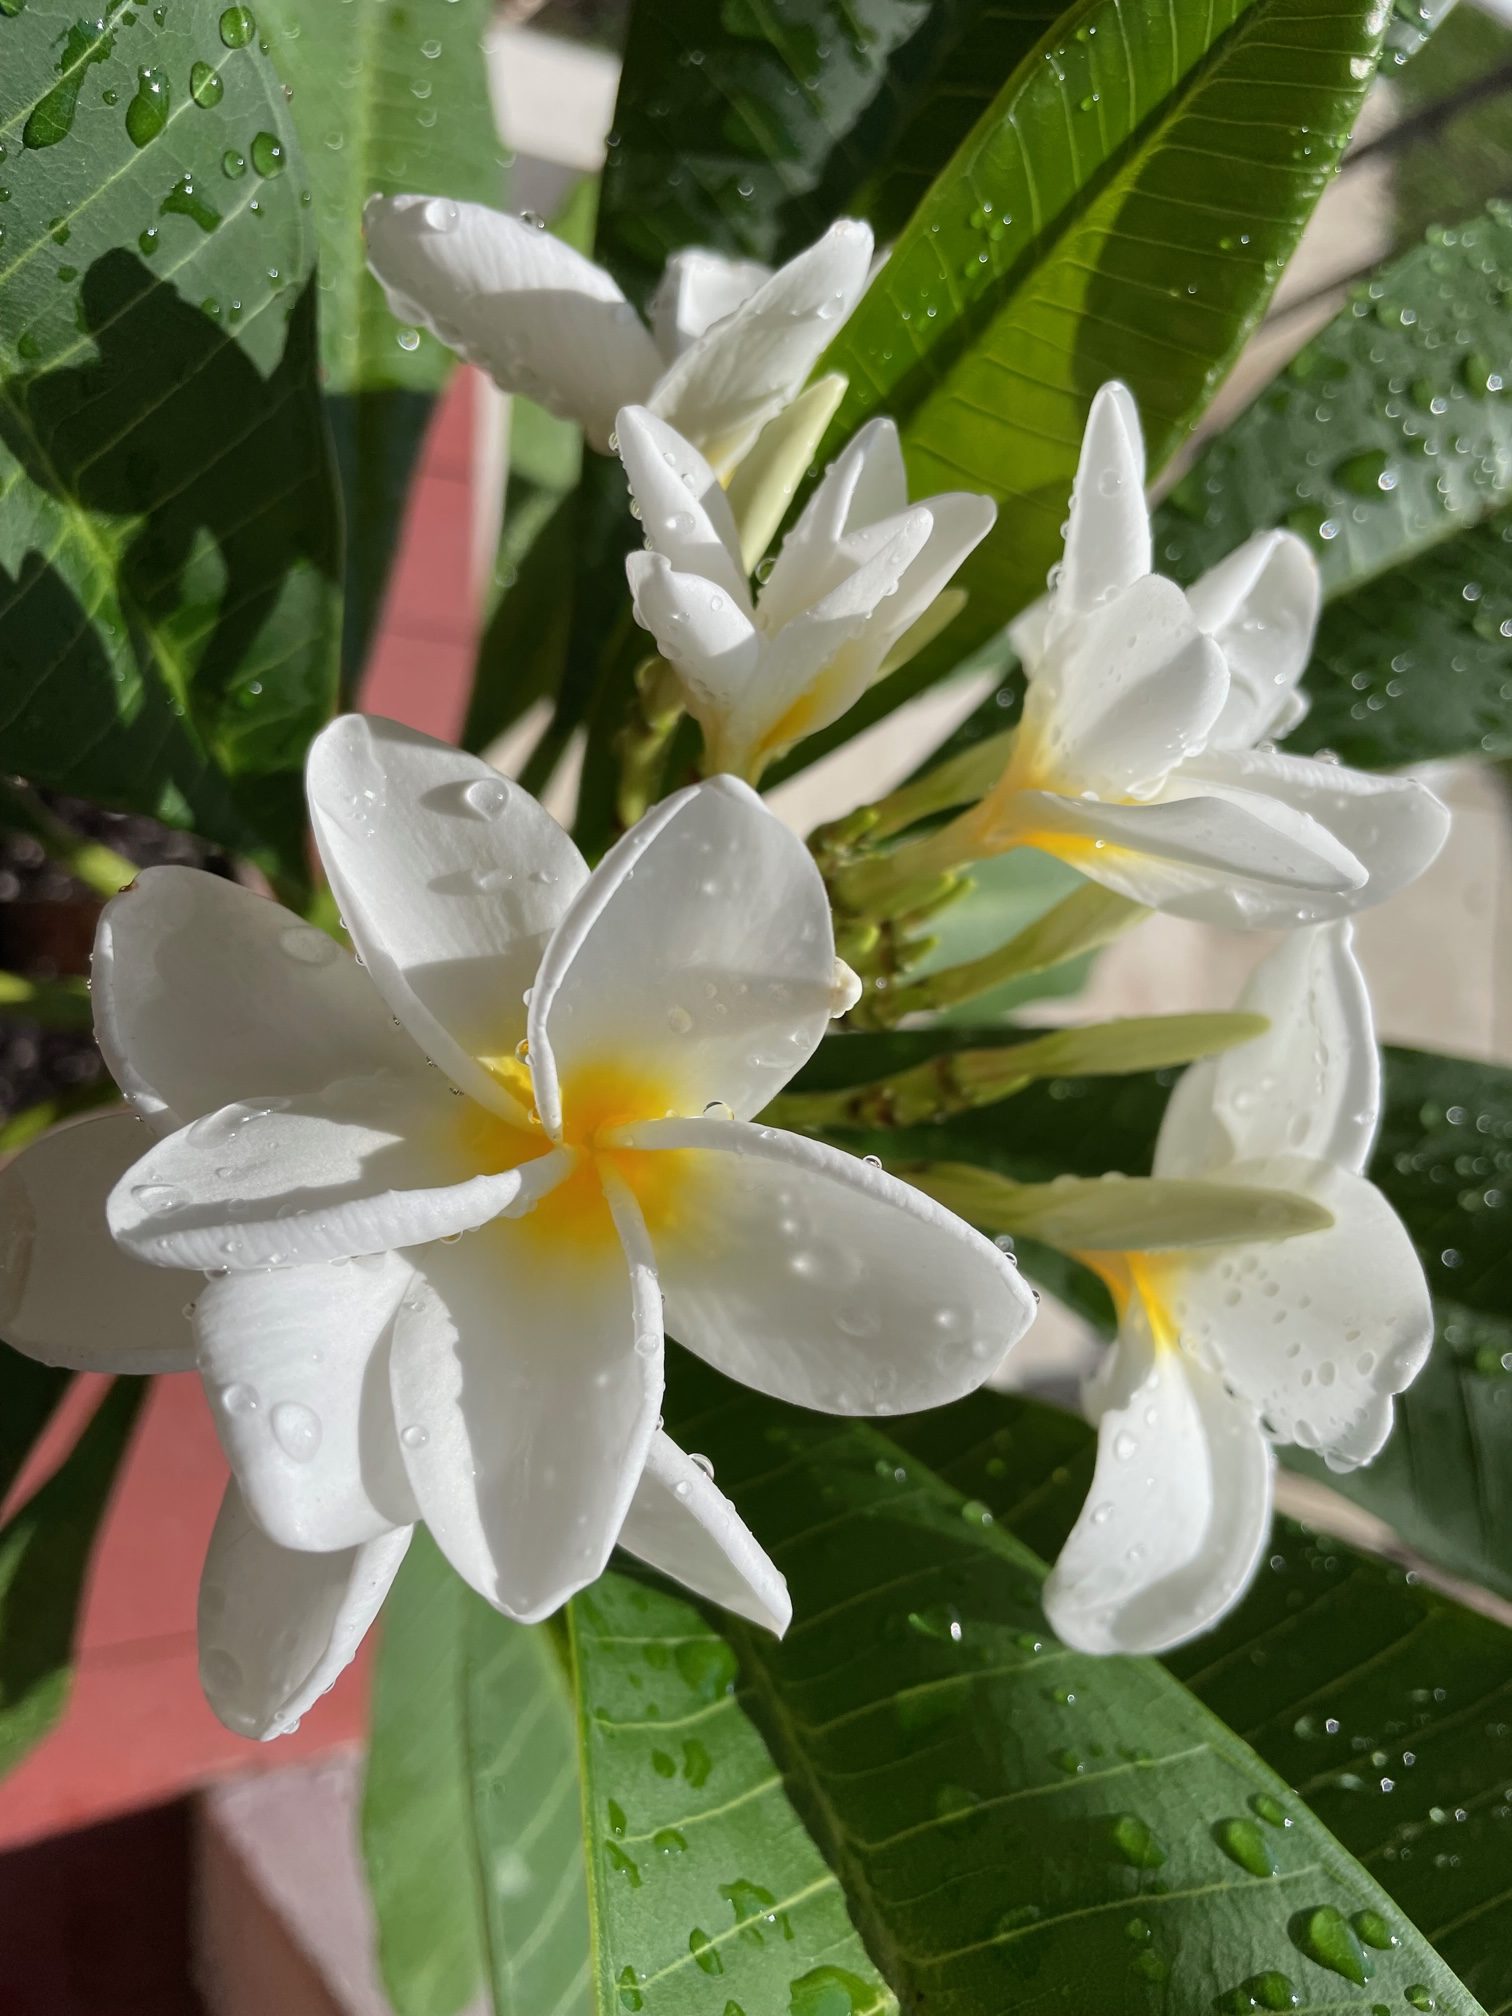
[810,728,1013,866]
[849,882,1148,1030]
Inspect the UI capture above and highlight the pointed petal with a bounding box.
[1174,1158,1432,1470]
[529,778,840,1132]
[388,1188,662,1622]
[1156,923,1379,1177]
[1044,1325,1272,1655]
[1184,744,1451,919]
[873,491,995,658]
[94,868,415,1131]
[1017,577,1229,797]
[723,373,849,574]
[650,220,874,473]
[649,248,770,358]
[363,195,660,449]
[198,1483,410,1740]
[1189,531,1320,749]
[107,1074,558,1271]
[1001,785,1366,923]
[0,1111,194,1373]
[1052,381,1150,634]
[306,714,588,1117]
[195,1255,418,1551]
[757,417,906,634]
[624,551,764,759]
[620,1432,790,1635]
[615,1117,1037,1414]
[614,405,750,608]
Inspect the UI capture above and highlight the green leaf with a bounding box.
[568,1567,895,2016]
[807,0,1385,696]
[0,0,341,879]
[1156,203,1512,769]
[0,1351,69,1504]
[259,0,504,689]
[594,1,1059,309]
[656,1356,1478,2012]
[896,1386,1512,2009]
[1382,5,1512,255]
[362,1530,590,2016]
[0,1376,143,1782]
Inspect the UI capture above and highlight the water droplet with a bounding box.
[126,66,171,147]
[400,1424,428,1449]
[271,1400,321,1461]
[1109,1814,1166,1869]
[221,1382,259,1417]
[666,1003,693,1034]
[397,326,421,352]
[219,4,255,46]
[24,16,114,149]
[190,60,224,106]
[1289,1904,1368,1985]
[1249,1791,1291,1828]
[1213,1816,1279,1877]
[788,1967,874,2015]
[132,1181,185,1215]
[689,1929,723,1976]
[250,129,285,176]
[223,147,246,177]
[1350,1908,1397,1951]
[461,775,511,820]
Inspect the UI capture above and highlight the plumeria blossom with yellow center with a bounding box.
[916,382,1451,928]
[1041,922,1432,1656]
[618,403,996,781]
[0,716,1036,1737]
[363,195,873,474]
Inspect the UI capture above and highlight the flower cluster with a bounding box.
[0,202,1448,1737]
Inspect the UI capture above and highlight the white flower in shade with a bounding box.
[619,404,996,780]
[1042,922,1432,1655]
[965,382,1450,927]
[363,197,874,473]
[0,717,1034,1736]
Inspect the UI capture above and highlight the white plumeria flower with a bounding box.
[619,404,996,780]
[363,196,874,474]
[968,383,1450,927]
[0,717,1034,1736]
[1043,922,1432,1655]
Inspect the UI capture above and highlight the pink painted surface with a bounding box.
[1,363,486,1852]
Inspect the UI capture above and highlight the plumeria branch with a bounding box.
[764,1010,1268,1133]
[845,882,1149,1031]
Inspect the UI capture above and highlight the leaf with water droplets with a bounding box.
[0,0,339,884]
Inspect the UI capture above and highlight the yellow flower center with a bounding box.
[1079,1249,1184,1356]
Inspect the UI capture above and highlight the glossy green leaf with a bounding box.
[657,1356,1478,2012]
[362,1530,589,2016]
[806,0,1384,694]
[568,1566,894,2016]
[1383,5,1512,255]
[896,1387,1512,2010]
[258,0,503,691]
[1156,203,1512,768]
[595,0,1058,309]
[0,0,341,879]
[0,1376,143,1782]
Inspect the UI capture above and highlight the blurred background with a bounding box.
[1,1,1508,2008]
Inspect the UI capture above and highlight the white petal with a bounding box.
[529,778,839,1132]
[94,868,415,1131]
[615,405,750,609]
[306,715,588,1117]
[1003,785,1366,921]
[1044,1323,1272,1655]
[756,418,908,633]
[107,1073,555,1271]
[1188,531,1320,750]
[615,1117,1037,1414]
[1156,922,1379,1177]
[363,195,660,449]
[388,1187,661,1622]
[728,512,934,760]
[650,219,874,473]
[650,248,771,358]
[874,490,996,658]
[624,550,762,747]
[1184,745,1451,920]
[195,1256,418,1551]
[1050,381,1150,636]
[1017,577,1229,797]
[619,1432,790,1635]
[0,1111,194,1373]
[198,1483,410,1740]
[1173,1158,1432,1470]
